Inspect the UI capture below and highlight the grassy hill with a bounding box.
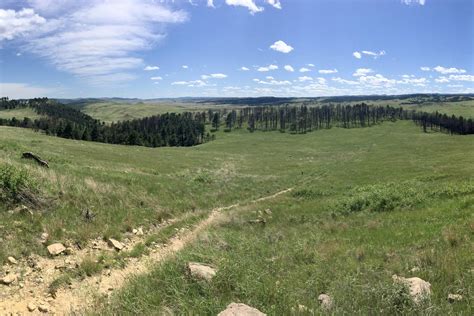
[1,114,473,313]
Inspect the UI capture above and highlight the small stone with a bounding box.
[448,294,463,302]
[108,238,124,251]
[1,274,17,285]
[40,233,49,244]
[392,275,431,303]
[264,209,272,215]
[132,229,138,234]
[298,304,308,312]
[27,303,37,312]
[64,247,74,255]
[7,256,17,265]
[38,304,49,313]
[410,266,420,273]
[187,262,217,281]
[318,294,333,310]
[47,243,66,256]
[217,303,266,316]
[136,228,144,236]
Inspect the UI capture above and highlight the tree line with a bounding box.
[0,98,207,147]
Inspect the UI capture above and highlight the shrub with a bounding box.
[0,164,37,205]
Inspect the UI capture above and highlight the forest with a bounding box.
[0,98,472,149]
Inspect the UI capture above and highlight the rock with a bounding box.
[264,209,272,215]
[64,247,74,255]
[187,262,217,281]
[7,256,17,265]
[448,293,463,302]
[11,205,33,215]
[136,228,144,236]
[217,303,266,316]
[47,243,66,256]
[108,238,124,251]
[410,267,420,273]
[39,233,49,244]
[1,274,17,285]
[298,304,309,312]
[38,304,49,313]
[392,275,431,303]
[27,303,37,312]
[318,294,333,310]
[132,229,138,234]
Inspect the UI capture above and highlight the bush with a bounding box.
[0,164,36,204]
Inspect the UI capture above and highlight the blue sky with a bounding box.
[0,0,473,98]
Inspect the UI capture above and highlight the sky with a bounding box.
[0,0,473,99]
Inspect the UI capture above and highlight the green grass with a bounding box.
[0,107,43,120]
[82,101,226,123]
[401,100,474,118]
[1,116,473,314]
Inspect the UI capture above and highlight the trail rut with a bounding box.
[0,188,292,315]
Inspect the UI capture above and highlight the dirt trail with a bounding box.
[0,188,292,315]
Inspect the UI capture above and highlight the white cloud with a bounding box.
[448,74,474,82]
[398,77,427,85]
[284,65,294,72]
[420,66,430,71]
[266,0,282,10]
[150,76,162,80]
[332,77,360,85]
[361,50,386,59]
[353,51,362,59]
[401,0,426,6]
[172,80,207,87]
[207,0,215,8]
[298,76,312,82]
[257,64,278,72]
[17,1,188,84]
[144,65,159,71]
[359,74,396,86]
[201,73,227,79]
[240,66,250,71]
[254,78,291,85]
[182,65,189,69]
[433,66,466,74]
[435,77,450,83]
[299,67,311,73]
[307,63,315,67]
[0,8,46,41]
[225,0,264,14]
[265,76,274,80]
[269,40,294,53]
[319,69,338,74]
[353,68,373,77]
[0,82,53,98]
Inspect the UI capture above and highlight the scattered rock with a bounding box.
[38,304,49,313]
[27,303,37,312]
[448,293,463,302]
[132,229,138,234]
[248,218,266,225]
[187,262,217,281]
[136,227,144,236]
[318,294,333,310]
[264,209,272,215]
[1,274,17,285]
[410,267,420,273]
[7,256,17,265]
[392,275,431,303]
[217,303,266,316]
[298,304,309,312]
[47,243,66,256]
[10,205,33,215]
[108,238,124,251]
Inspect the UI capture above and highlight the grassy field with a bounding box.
[1,106,473,314]
[81,101,226,123]
[400,100,474,118]
[0,107,43,120]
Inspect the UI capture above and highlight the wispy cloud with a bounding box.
[353,68,374,77]
[284,65,294,72]
[353,51,362,59]
[150,76,163,80]
[15,1,187,85]
[240,66,250,71]
[0,82,55,98]
[299,67,311,73]
[144,65,160,71]
[433,66,466,74]
[225,0,263,14]
[401,0,426,6]
[319,69,338,74]
[182,65,189,69]
[353,50,386,59]
[201,73,227,79]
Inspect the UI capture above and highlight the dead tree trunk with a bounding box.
[21,152,49,168]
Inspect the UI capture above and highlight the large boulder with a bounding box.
[1,274,17,285]
[392,275,431,303]
[187,262,217,281]
[218,303,266,316]
[47,243,66,256]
